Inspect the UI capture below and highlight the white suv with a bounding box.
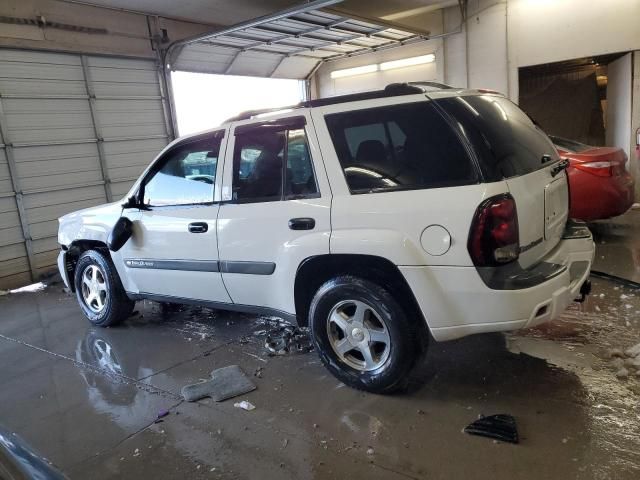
[57,83,595,393]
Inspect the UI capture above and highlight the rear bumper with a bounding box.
[400,225,595,341]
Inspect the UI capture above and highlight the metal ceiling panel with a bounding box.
[0,49,172,289]
[169,0,428,79]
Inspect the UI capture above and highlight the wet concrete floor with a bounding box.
[1,215,639,479]
[591,208,640,283]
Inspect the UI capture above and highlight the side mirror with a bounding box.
[122,196,139,209]
[107,217,133,252]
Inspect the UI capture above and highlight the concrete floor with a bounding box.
[1,212,639,479]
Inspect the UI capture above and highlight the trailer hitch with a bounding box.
[575,279,592,303]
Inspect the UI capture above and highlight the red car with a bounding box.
[550,135,635,221]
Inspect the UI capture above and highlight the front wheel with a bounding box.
[309,276,423,393]
[74,249,135,327]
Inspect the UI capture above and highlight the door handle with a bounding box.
[288,217,315,230]
[188,222,208,233]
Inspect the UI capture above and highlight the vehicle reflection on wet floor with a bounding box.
[1,215,639,479]
[590,209,640,283]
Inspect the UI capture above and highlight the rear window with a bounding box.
[435,95,560,180]
[325,102,477,194]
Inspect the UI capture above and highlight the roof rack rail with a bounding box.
[224,107,298,123]
[408,81,456,90]
[223,81,453,123]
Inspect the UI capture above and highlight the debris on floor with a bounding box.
[625,342,640,358]
[154,410,170,423]
[8,282,47,294]
[463,414,519,444]
[233,400,256,411]
[264,325,313,355]
[182,365,256,402]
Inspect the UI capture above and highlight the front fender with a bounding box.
[58,202,123,247]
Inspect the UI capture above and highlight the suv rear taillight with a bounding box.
[468,194,519,266]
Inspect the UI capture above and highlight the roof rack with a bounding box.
[224,82,453,123]
[408,81,455,90]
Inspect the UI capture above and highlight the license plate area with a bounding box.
[544,177,569,240]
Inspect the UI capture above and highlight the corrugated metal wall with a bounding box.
[0,49,172,290]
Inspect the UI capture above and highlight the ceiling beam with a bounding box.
[166,0,345,66]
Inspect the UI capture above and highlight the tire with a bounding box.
[309,275,423,394]
[74,249,135,327]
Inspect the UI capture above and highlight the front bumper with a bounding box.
[57,250,73,291]
[400,224,595,341]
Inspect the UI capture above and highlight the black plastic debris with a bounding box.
[265,325,313,355]
[463,414,519,444]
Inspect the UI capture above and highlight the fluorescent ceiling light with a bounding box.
[379,54,435,71]
[330,53,436,79]
[330,64,378,79]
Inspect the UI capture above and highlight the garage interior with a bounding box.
[1,0,639,479]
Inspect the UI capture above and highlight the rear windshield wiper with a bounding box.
[550,158,570,177]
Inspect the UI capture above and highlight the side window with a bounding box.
[285,129,318,199]
[325,102,477,193]
[233,129,286,203]
[232,125,318,203]
[143,135,220,206]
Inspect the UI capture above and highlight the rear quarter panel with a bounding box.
[311,101,509,266]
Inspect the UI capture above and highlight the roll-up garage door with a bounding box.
[0,49,172,290]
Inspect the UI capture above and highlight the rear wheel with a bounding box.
[74,250,134,327]
[309,275,423,393]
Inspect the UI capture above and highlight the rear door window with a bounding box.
[231,123,319,203]
[435,95,560,180]
[325,101,477,194]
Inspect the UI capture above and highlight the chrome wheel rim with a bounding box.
[327,299,391,372]
[81,265,108,314]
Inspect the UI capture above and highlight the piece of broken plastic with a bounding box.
[264,326,313,355]
[463,414,519,444]
[234,400,256,411]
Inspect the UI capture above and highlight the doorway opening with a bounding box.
[518,52,632,155]
[171,72,306,136]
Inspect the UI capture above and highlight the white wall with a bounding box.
[313,40,443,97]
[443,0,508,94]
[507,0,640,100]
[606,53,633,157]
[633,51,640,199]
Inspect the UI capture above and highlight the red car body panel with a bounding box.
[556,144,635,221]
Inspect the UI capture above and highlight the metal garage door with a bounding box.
[0,49,172,290]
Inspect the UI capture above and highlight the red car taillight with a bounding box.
[574,161,613,177]
[468,194,519,267]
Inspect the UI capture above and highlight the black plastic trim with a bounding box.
[123,258,276,275]
[477,261,567,290]
[220,260,276,275]
[562,219,592,239]
[223,84,427,123]
[476,221,593,290]
[126,292,296,323]
[124,258,219,272]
